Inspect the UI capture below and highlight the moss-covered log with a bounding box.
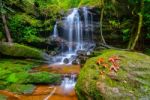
[0,42,46,60]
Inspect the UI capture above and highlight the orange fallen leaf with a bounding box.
[96,58,105,65]
[102,63,109,68]
[110,65,118,72]
[108,56,120,63]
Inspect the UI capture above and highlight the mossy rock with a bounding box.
[24,72,61,84]
[0,42,46,60]
[0,94,7,100]
[0,59,61,94]
[76,49,150,100]
[7,84,35,94]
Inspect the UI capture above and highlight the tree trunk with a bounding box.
[130,13,143,50]
[99,0,106,44]
[2,14,12,43]
[128,0,144,50]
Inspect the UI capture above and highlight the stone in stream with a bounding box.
[63,58,69,64]
[72,59,80,65]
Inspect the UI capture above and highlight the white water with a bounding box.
[53,23,58,38]
[52,7,95,64]
[61,74,76,91]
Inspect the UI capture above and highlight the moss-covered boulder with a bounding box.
[0,94,7,100]
[76,49,150,100]
[24,72,61,84]
[7,84,35,94]
[0,42,46,60]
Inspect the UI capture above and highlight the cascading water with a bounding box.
[53,23,58,38]
[52,7,95,64]
[61,74,76,91]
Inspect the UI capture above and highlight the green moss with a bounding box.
[0,94,7,100]
[76,49,150,100]
[0,59,61,94]
[0,42,45,60]
[24,72,61,84]
[7,84,35,94]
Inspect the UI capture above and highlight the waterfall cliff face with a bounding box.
[52,7,95,64]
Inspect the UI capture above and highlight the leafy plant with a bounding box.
[122,28,130,41]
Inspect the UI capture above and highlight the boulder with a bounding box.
[77,50,87,56]
[63,58,69,64]
[0,42,46,60]
[76,49,150,100]
[72,59,80,65]
[0,94,7,100]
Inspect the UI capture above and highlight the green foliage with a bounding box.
[109,20,120,28]
[9,14,40,42]
[6,0,100,43]
[35,0,99,10]
[121,28,130,41]
[144,13,150,39]
[0,31,3,40]
[143,0,150,39]
[144,48,150,56]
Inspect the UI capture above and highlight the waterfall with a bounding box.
[53,23,58,38]
[61,74,76,90]
[64,8,83,52]
[51,7,95,64]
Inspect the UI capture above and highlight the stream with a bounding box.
[7,65,80,100]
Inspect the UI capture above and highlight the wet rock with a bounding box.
[71,55,77,60]
[72,59,80,65]
[77,55,89,63]
[63,58,69,64]
[86,51,91,56]
[77,50,87,56]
